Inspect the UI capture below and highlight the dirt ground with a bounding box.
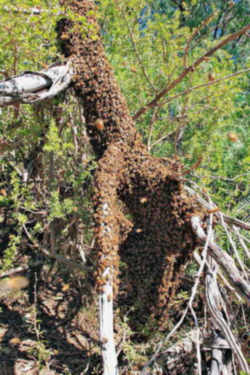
[0,260,103,375]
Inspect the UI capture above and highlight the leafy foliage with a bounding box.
[98,0,249,210]
[0,0,249,373]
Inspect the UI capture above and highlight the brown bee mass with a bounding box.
[57,0,205,330]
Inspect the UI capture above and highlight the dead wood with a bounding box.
[205,258,249,373]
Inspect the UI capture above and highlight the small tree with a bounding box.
[0,1,249,374]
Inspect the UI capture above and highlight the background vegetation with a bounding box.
[0,0,249,373]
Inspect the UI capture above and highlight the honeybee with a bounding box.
[9,337,21,346]
[94,118,104,131]
[227,132,238,142]
[208,73,215,81]
[207,207,219,213]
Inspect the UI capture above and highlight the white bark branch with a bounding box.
[95,145,124,375]
[193,251,242,302]
[218,213,248,278]
[191,216,250,302]
[2,5,63,15]
[209,334,232,375]
[233,226,250,259]
[205,258,249,373]
[99,268,118,375]
[184,185,250,231]
[184,186,250,230]
[0,61,73,106]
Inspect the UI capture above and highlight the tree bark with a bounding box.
[0,63,72,106]
[55,1,204,373]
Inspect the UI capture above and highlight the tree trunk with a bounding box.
[57,0,201,324]
[55,1,249,374]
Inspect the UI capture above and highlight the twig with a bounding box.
[184,13,216,68]
[150,127,177,149]
[218,213,248,278]
[191,216,250,301]
[222,215,250,231]
[22,224,86,272]
[0,266,29,278]
[233,226,250,259]
[2,5,63,16]
[193,251,242,303]
[133,24,250,120]
[184,184,250,231]
[33,272,40,341]
[191,171,250,182]
[158,68,250,108]
[205,258,249,373]
[121,8,156,93]
[147,107,160,151]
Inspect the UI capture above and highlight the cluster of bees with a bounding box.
[57,0,205,328]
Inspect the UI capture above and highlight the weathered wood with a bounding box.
[191,216,250,302]
[0,63,72,106]
[205,258,249,373]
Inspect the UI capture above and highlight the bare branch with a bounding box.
[184,185,250,231]
[193,251,242,302]
[184,13,216,68]
[147,107,160,151]
[22,224,86,273]
[94,143,125,375]
[2,5,63,16]
[0,61,73,106]
[159,68,250,107]
[223,215,250,231]
[218,213,248,278]
[0,266,29,278]
[206,258,249,373]
[233,226,250,259]
[121,7,156,93]
[133,24,250,120]
[159,329,205,371]
[191,216,250,302]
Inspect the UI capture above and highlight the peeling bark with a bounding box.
[0,62,72,106]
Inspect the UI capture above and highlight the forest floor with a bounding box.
[0,258,103,375]
[1,254,248,375]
